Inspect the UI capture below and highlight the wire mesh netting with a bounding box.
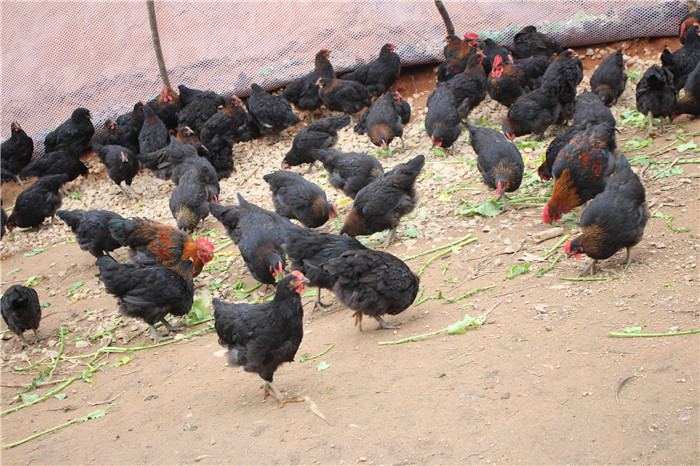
[0,0,688,150]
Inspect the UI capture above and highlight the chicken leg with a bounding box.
[160,317,183,333]
[118,183,131,198]
[499,192,512,211]
[579,259,598,277]
[644,111,655,139]
[383,227,398,249]
[311,287,332,313]
[263,381,302,407]
[621,246,642,269]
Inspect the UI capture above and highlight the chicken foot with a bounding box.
[160,317,183,333]
[621,246,642,270]
[498,192,512,211]
[373,315,399,330]
[311,287,332,313]
[263,381,302,407]
[383,227,397,249]
[17,329,45,348]
[118,183,132,198]
[579,259,599,277]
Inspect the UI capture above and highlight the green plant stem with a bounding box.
[213,240,234,253]
[537,253,564,277]
[299,344,335,362]
[243,282,263,293]
[2,407,110,449]
[378,329,445,345]
[89,320,123,340]
[557,275,622,281]
[1,375,78,417]
[637,141,677,157]
[444,284,495,304]
[417,238,477,276]
[607,329,699,338]
[541,235,570,257]
[403,235,472,261]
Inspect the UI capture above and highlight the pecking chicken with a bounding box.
[510,25,562,59]
[19,149,88,181]
[281,115,351,169]
[96,255,194,343]
[565,154,649,276]
[280,49,336,111]
[147,85,181,131]
[672,60,700,118]
[169,166,212,233]
[317,77,372,115]
[263,170,336,228]
[443,52,487,119]
[43,107,94,157]
[342,43,402,96]
[1,122,34,180]
[590,49,628,106]
[320,248,419,331]
[468,125,524,211]
[284,228,365,313]
[213,271,309,405]
[57,209,124,258]
[502,84,562,140]
[92,143,140,197]
[6,174,68,229]
[354,91,411,150]
[313,148,384,199]
[340,154,425,248]
[426,84,462,149]
[543,122,618,224]
[247,83,300,136]
[661,25,700,92]
[636,65,677,138]
[107,217,214,276]
[487,55,533,107]
[1,285,44,348]
[139,103,170,155]
[210,194,300,285]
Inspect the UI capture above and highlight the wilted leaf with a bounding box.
[188,294,211,321]
[54,393,68,400]
[20,393,40,404]
[506,263,530,279]
[677,141,698,152]
[207,278,224,291]
[623,325,644,334]
[110,356,135,367]
[6,268,20,275]
[403,225,420,238]
[433,146,445,156]
[41,302,51,308]
[316,361,332,371]
[445,314,479,335]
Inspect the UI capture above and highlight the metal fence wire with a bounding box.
[0,0,688,149]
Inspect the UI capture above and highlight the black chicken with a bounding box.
[96,255,194,343]
[426,85,462,149]
[355,91,411,150]
[673,60,700,118]
[280,49,336,112]
[313,148,384,199]
[285,228,365,313]
[247,83,300,136]
[57,209,124,258]
[468,125,524,211]
[213,271,309,405]
[636,65,677,138]
[263,170,336,228]
[19,149,88,181]
[317,77,372,115]
[169,166,212,233]
[1,285,44,348]
[92,143,140,197]
[43,107,94,157]
[146,85,181,131]
[281,115,351,169]
[1,122,34,180]
[565,155,649,276]
[342,43,402,96]
[210,194,300,285]
[340,154,425,248]
[200,96,258,147]
[590,49,628,106]
[321,248,419,331]
[661,25,700,92]
[138,104,170,155]
[443,52,487,119]
[176,85,226,133]
[6,174,68,229]
[510,25,562,59]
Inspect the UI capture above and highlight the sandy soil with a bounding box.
[1,37,698,464]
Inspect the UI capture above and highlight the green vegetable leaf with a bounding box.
[41,302,51,308]
[25,276,38,287]
[316,361,332,371]
[54,394,68,400]
[186,294,212,324]
[445,314,481,335]
[24,248,48,257]
[623,325,644,334]
[458,199,501,218]
[66,280,85,298]
[6,268,20,275]
[20,393,40,404]
[69,190,83,201]
[65,236,76,243]
[433,146,445,157]
[403,225,420,238]
[677,141,698,152]
[110,356,135,367]
[206,278,224,291]
[506,263,530,279]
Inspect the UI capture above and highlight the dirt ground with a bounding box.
[1,37,699,464]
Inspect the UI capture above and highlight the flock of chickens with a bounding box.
[1,10,699,404]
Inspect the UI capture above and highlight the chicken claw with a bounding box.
[310,288,332,314]
[374,315,399,330]
[621,246,642,270]
[579,259,598,277]
[263,382,302,407]
[159,317,183,334]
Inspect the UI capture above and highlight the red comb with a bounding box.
[195,237,214,253]
[465,33,479,40]
[564,240,572,255]
[493,55,503,66]
[291,270,305,279]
